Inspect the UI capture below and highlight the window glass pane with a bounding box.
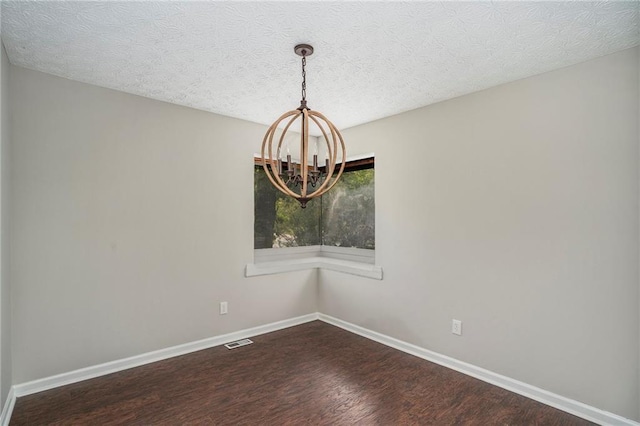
[254,163,374,250]
[254,167,321,248]
[254,167,278,248]
[274,195,321,247]
[321,169,375,249]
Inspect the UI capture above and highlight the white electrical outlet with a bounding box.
[452,319,462,336]
[220,301,228,315]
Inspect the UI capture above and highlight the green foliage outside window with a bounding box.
[254,164,374,249]
[321,169,374,249]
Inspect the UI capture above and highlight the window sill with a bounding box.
[245,256,383,280]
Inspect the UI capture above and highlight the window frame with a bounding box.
[248,153,382,280]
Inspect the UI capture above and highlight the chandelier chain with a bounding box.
[301,55,307,102]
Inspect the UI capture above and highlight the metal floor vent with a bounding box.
[224,338,253,350]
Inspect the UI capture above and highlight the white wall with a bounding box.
[0,41,11,402]
[9,66,317,384]
[319,47,640,421]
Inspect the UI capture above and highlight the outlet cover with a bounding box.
[452,319,462,336]
[220,301,228,315]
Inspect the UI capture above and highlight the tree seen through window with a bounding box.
[254,159,374,249]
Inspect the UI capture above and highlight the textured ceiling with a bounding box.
[1,1,639,133]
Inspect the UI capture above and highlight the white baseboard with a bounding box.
[12,313,319,399]
[318,314,639,426]
[0,387,15,426]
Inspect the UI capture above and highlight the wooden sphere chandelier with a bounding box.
[261,44,346,208]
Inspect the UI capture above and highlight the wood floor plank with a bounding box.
[11,321,593,425]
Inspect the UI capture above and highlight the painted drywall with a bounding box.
[9,65,317,383]
[0,41,11,403]
[319,47,640,421]
[0,37,10,403]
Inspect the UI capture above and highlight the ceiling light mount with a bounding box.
[294,44,314,57]
[260,43,346,208]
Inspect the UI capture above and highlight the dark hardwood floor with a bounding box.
[12,321,593,425]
